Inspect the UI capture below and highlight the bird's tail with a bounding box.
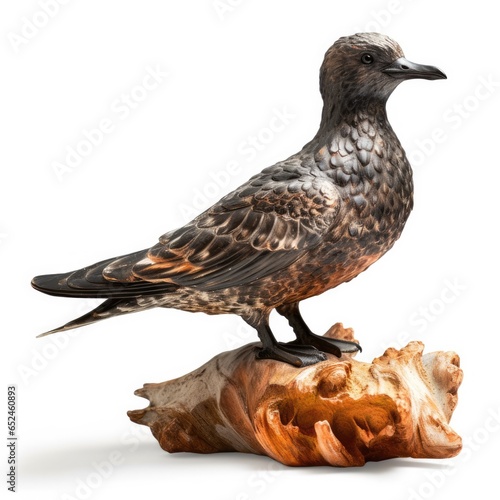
[37,297,150,337]
[32,252,178,337]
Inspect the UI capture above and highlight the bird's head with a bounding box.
[319,32,446,112]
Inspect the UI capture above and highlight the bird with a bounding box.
[32,33,446,367]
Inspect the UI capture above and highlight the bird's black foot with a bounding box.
[289,334,361,357]
[256,342,327,367]
[277,302,362,358]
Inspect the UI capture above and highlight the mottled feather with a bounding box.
[106,160,342,290]
[31,33,445,366]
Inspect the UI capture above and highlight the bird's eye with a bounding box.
[361,53,374,64]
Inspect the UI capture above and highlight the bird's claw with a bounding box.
[256,343,327,367]
[289,334,362,357]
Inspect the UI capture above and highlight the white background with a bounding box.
[1,1,499,499]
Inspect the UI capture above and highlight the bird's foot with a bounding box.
[289,333,361,358]
[256,343,327,367]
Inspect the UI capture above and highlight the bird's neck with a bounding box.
[304,96,390,151]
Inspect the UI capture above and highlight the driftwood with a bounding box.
[128,324,462,467]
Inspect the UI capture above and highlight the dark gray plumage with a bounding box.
[32,33,446,366]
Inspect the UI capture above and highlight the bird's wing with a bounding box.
[103,158,342,291]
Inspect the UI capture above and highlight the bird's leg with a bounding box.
[247,315,327,367]
[277,303,362,356]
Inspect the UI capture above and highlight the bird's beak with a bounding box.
[383,57,447,80]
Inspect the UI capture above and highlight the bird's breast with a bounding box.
[320,116,414,254]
